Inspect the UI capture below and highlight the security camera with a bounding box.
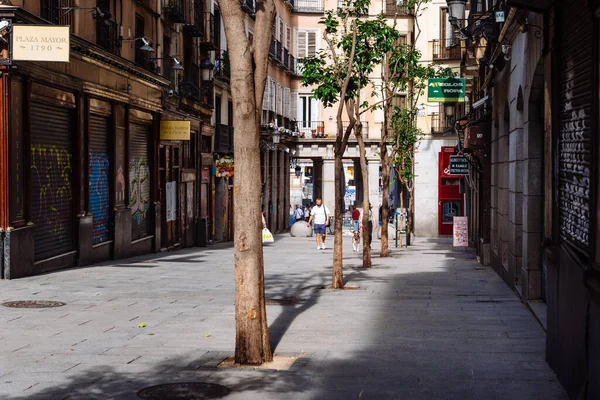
[168,89,174,97]
[501,44,511,54]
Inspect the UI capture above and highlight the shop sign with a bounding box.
[449,155,469,175]
[453,216,469,247]
[215,156,234,178]
[160,120,191,140]
[427,78,465,103]
[12,25,70,62]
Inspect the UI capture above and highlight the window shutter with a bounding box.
[284,88,290,118]
[291,93,298,122]
[270,79,276,111]
[286,26,291,49]
[297,31,307,58]
[262,78,270,110]
[307,31,317,57]
[279,19,284,43]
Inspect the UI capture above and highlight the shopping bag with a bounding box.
[262,228,274,244]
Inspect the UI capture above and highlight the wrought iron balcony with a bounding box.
[162,0,186,23]
[384,0,413,16]
[214,50,230,82]
[41,0,73,25]
[296,121,325,138]
[135,47,158,73]
[200,81,214,109]
[430,112,450,134]
[96,18,120,55]
[289,55,296,75]
[292,0,324,12]
[283,48,290,69]
[341,121,370,138]
[431,39,461,61]
[183,0,205,37]
[269,39,277,59]
[275,40,283,64]
[200,13,218,49]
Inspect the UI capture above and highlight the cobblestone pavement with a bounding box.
[0,235,567,400]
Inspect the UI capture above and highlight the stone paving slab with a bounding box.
[0,235,567,399]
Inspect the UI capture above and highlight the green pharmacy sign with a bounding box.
[427,78,466,103]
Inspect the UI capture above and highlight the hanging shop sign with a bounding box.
[427,78,465,103]
[12,25,70,62]
[449,155,469,175]
[160,120,191,140]
[453,216,469,247]
[215,156,234,178]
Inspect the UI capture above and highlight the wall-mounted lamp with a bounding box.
[200,59,214,81]
[121,37,154,52]
[272,130,281,145]
[446,0,466,28]
[153,56,184,70]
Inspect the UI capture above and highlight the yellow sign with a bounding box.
[12,25,70,62]
[160,120,191,140]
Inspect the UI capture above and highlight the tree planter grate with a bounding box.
[137,382,231,399]
[1,300,66,308]
[265,297,303,306]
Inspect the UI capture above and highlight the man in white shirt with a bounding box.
[307,197,331,250]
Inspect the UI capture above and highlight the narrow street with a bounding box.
[0,236,566,399]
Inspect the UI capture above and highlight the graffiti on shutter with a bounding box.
[89,115,110,244]
[558,0,593,255]
[129,124,151,240]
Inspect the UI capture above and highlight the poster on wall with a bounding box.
[453,216,468,247]
[166,181,177,222]
[216,156,234,178]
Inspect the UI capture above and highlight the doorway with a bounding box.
[159,142,182,249]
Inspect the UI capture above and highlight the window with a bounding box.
[297,94,319,134]
[286,26,291,50]
[296,30,318,58]
[279,19,284,44]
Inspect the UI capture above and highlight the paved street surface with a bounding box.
[0,235,567,400]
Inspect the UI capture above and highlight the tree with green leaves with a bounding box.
[219,0,275,365]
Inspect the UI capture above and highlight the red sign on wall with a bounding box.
[438,146,463,235]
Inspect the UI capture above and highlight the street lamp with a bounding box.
[446,0,466,27]
[200,59,214,81]
[272,130,281,145]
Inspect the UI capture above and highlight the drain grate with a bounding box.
[265,297,303,306]
[2,300,66,309]
[137,382,231,399]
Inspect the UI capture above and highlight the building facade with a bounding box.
[456,0,600,397]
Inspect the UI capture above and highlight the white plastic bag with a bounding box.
[262,228,274,244]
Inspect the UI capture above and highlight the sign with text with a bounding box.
[427,78,465,103]
[453,216,469,247]
[160,120,191,140]
[12,25,70,62]
[449,155,469,175]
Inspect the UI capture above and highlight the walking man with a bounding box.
[351,206,360,231]
[307,197,330,250]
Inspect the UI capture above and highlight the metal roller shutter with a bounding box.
[558,0,594,255]
[30,102,74,261]
[129,123,151,241]
[89,115,110,244]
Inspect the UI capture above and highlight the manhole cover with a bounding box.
[137,382,231,399]
[265,297,302,306]
[1,300,66,309]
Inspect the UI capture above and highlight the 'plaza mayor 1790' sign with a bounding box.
[12,25,70,62]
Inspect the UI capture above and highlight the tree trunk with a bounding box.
[380,149,390,257]
[355,123,371,268]
[332,152,345,288]
[220,0,274,365]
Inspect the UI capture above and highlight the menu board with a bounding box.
[453,216,468,247]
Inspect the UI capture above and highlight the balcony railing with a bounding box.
[214,50,230,82]
[96,18,120,55]
[269,39,277,59]
[292,0,324,13]
[431,39,461,60]
[200,13,217,49]
[162,0,186,23]
[200,81,214,109]
[135,47,158,73]
[241,0,255,16]
[184,0,205,37]
[283,48,290,69]
[430,112,450,134]
[341,121,370,138]
[275,40,283,63]
[289,55,296,75]
[297,121,325,138]
[41,0,73,25]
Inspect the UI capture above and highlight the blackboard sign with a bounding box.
[449,156,469,175]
